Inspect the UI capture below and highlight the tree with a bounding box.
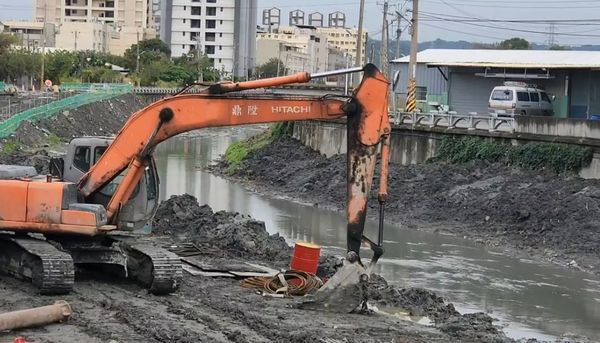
[124,38,171,70]
[256,58,287,78]
[499,38,531,50]
[0,33,18,54]
[549,44,570,51]
[173,51,219,83]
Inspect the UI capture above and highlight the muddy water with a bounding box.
[155,127,600,342]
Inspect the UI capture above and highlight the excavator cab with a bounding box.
[54,137,160,232]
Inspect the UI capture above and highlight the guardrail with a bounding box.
[392,111,516,133]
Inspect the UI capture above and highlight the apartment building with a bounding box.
[262,8,368,65]
[161,0,257,78]
[33,0,155,55]
[256,25,328,74]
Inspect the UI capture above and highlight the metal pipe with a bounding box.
[0,301,72,331]
[311,66,364,80]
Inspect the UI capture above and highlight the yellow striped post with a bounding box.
[405,78,417,112]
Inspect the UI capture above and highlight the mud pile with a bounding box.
[153,194,292,263]
[220,136,600,274]
[153,195,511,342]
[0,94,146,170]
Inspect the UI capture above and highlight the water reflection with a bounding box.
[155,127,600,341]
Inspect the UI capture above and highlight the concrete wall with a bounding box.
[293,121,438,165]
[515,116,600,142]
[293,119,600,179]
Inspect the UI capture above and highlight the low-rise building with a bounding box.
[55,21,111,52]
[256,25,328,74]
[392,49,600,118]
[1,21,56,50]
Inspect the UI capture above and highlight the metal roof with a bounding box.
[391,49,600,69]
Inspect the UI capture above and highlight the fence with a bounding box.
[0,84,133,139]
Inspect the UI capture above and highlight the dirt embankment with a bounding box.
[214,136,600,275]
[0,93,147,171]
[1,195,524,343]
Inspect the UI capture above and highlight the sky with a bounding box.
[2,0,599,45]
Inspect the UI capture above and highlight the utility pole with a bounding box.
[136,30,140,74]
[405,0,419,113]
[356,0,365,67]
[40,0,47,90]
[195,37,203,82]
[395,11,402,59]
[380,1,389,78]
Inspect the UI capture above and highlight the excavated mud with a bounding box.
[0,195,523,343]
[154,194,292,264]
[216,136,600,275]
[0,94,146,170]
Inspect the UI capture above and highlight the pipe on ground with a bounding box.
[0,301,72,331]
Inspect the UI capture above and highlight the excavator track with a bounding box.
[0,234,74,294]
[112,236,182,294]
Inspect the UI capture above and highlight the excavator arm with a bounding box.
[80,65,391,261]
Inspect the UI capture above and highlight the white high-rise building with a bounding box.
[161,0,257,78]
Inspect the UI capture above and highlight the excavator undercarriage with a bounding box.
[0,233,181,294]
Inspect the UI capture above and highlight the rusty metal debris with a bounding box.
[0,301,72,332]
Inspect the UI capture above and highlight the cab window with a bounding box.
[94,146,107,164]
[73,146,91,172]
[491,90,513,101]
[529,92,540,102]
[517,92,530,102]
[540,92,551,102]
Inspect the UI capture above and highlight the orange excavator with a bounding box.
[0,64,391,303]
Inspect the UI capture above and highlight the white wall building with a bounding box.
[256,25,328,74]
[161,0,257,78]
[33,0,155,55]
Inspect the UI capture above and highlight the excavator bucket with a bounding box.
[301,64,391,313]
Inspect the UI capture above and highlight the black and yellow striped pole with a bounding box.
[406,0,419,113]
[405,78,417,112]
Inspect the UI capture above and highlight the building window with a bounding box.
[206,20,216,28]
[191,19,201,28]
[205,32,216,41]
[219,45,222,50]
[416,87,427,101]
[191,0,199,2]
[220,7,223,12]
[182,45,185,49]
[206,7,216,16]
[182,32,185,36]
[183,6,186,10]
[183,19,186,23]
[220,20,223,24]
[207,0,216,3]
[191,6,201,15]
[219,33,222,37]
[219,58,222,63]
[205,45,215,54]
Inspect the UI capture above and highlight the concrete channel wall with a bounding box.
[292,118,600,179]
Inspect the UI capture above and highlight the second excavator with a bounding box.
[0,64,391,310]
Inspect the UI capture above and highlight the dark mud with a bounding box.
[0,94,146,170]
[0,195,524,343]
[215,136,600,275]
[154,194,292,265]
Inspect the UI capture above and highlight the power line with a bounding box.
[419,13,600,38]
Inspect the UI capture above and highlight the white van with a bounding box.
[488,82,554,117]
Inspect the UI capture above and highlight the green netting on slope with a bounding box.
[0,86,131,138]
